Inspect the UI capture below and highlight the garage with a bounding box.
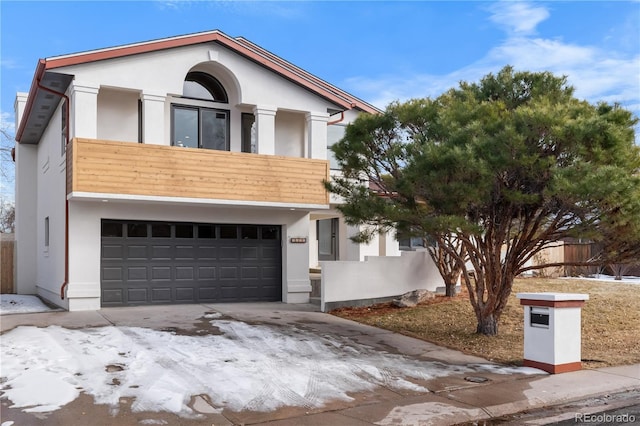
[100,220,282,307]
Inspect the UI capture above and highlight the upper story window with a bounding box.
[172,72,229,151]
[61,100,67,156]
[241,113,256,153]
[183,72,228,103]
[327,124,345,170]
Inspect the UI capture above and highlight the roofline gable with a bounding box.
[16,30,380,142]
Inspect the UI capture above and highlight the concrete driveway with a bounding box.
[1,303,638,426]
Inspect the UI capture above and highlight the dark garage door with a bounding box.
[101,220,282,307]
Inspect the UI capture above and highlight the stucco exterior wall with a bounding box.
[275,110,305,157]
[14,93,37,295]
[33,103,68,307]
[97,88,139,142]
[16,34,392,311]
[65,200,312,310]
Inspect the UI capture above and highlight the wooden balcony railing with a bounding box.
[67,138,330,206]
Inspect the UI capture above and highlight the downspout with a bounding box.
[327,111,344,126]
[36,79,71,300]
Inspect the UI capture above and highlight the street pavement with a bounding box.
[1,302,639,425]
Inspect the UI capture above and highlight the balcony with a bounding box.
[66,138,330,207]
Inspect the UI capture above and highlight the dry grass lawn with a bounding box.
[332,278,640,369]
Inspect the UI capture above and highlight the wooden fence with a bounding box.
[563,243,598,276]
[564,242,640,277]
[1,236,15,293]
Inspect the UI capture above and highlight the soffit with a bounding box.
[19,72,73,144]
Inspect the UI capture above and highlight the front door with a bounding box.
[317,218,338,261]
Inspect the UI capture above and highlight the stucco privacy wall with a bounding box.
[64,199,311,311]
[320,250,444,311]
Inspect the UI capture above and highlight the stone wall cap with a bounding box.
[516,292,589,301]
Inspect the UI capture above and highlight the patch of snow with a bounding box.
[0,320,540,417]
[203,312,222,319]
[564,274,640,285]
[0,295,55,315]
[2,421,16,426]
[470,364,545,375]
[139,420,168,425]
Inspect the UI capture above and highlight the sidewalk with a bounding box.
[1,303,639,425]
[233,363,639,425]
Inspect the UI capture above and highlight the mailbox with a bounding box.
[529,307,549,328]
[516,293,589,374]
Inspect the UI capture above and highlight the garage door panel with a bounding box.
[262,246,279,260]
[220,247,240,260]
[103,245,124,260]
[220,286,239,299]
[262,266,279,279]
[102,267,122,281]
[241,267,259,279]
[101,221,282,306]
[127,288,148,303]
[127,245,148,259]
[219,267,238,280]
[152,288,171,302]
[198,246,217,259]
[127,267,148,281]
[198,266,216,279]
[176,267,194,280]
[102,289,123,304]
[175,288,195,301]
[175,245,196,259]
[151,245,172,259]
[241,247,258,260]
[152,267,171,280]
[198,287,218,300]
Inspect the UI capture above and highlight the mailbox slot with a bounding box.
[530,307,549,328]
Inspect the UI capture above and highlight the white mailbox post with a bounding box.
[516,292,589,374]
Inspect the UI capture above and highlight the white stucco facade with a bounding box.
[13,31,393,311]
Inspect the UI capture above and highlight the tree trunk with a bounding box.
[476,313,498,336]
[445,282,457,297]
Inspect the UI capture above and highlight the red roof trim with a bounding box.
[44,30,379,113]
[15,59,46,142]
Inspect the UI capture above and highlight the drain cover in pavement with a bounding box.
[464,376,489,383]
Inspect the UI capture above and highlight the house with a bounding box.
[13,30,400,311]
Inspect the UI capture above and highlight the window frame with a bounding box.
[60,100,67,156]
[171,104,230,151]
[44,216,50,248]
[241,112,256,153]
[183,72,228,103]
[327,123,346,170]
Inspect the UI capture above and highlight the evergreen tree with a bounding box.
[327,66,640,335]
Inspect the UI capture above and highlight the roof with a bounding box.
[16,30,381,144]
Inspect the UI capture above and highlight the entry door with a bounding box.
[318,218,338,261]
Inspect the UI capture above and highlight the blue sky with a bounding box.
[1,0,639,202]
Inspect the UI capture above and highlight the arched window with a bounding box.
[183,72,228,103]
[172,72,229,151]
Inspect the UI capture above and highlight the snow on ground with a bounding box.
[0,318,540,417]
[564,274,640,284]
[0,295,55,315]
[2,276,634,416]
